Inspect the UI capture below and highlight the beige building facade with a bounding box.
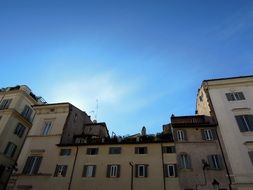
[196,76,253,190]
[171,115,230,190]
[0,85,44,190]
[10,103,180,190]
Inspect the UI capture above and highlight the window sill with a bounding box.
[15,173,52,176]
[241,132,253,136]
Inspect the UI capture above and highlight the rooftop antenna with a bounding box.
[95,99,98,121]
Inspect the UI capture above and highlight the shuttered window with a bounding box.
[135,147,147,154]
[226,92,245,101]
[14,123,26,138]
[176,130,187,141]
[41,121,53,135]
[21,105,32,121]
[248,151,253,165]
[178,154,191,169]
[4,142,17,158]
[0,99,12,110]
[135,164,148,177]
[201,129,217,141]
[106,164,120,178]
[54,165,68,177]
[207,155,223,170]
[162,146,176,153]
[235,115,253,132]
[87,148,99,155]
[83,165,96,177]
[164,164,177,177]
[22,156,42,175]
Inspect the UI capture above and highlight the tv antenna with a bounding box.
[95,99,98,120]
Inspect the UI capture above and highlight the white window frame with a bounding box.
[110,165,118,177]
[24,156,42,175]
[167,164,175,177]
[137,165,145,177]
[85,165,95,177]
[55,165,67,177]
[177,130,184,141]
[211,155,220,169]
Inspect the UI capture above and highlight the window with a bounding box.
[109,147,121,154]
[135,147,147,154]
[0,99,12,110]
[4,142,17,158]
[14,123,26,138]
[41,120,53,135]
[235,115,253,132]
[164,164,177,177]
[82,165,96,177]
[22,156,42,175]
[207,154,223,170]
[226,92,245,101]
[135,164,148,177]
[178,154,191,169]
[248,151,253,165]
[21,105,32,121]
[54,165,67,177]
[106,164,120,178]
[60,149,71,156]
[87,148,98,155]
[0,165,5,178]
[201,129,216,141]
[162,146,176,153]
[176,130,187,141]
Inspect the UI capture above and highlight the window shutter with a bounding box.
[144,165,148,177]
[211,129,217,140]
[186,155,191,169]
[162,147,166,153]
[177,155,182,169]
[217,155,224,169]
[248,151,253,164]
[235,116,246,132]
[62,166,67,177]
[54,165,59,177]
[246,115,253,131]
[238,92,245,100]
[106,165,111,178]
[174,131,178,141]
[201,129,206,140]
[207,155,215,169]
[92,166,96,177]
[164,165,168,177]
[225,93,232,101]
[174,164,178,177]
[135,147,138,154]
[172,146,176,153]
[10,144,17,157]
[117,165,120,177]
[34,157,42,174]
[23,156,33,174]
[135,165,138,177]
[183,130,187,140]
[144,147,147,154]
[83,166,87,177]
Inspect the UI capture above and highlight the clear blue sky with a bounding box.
[1,0,253,136]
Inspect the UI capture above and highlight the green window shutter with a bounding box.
[174,164,178,177]
[207,155,215,169]
[201,129,206,140]
[33,157,42,174]
[144,165,148,177]
[183,130,187,140]
[217,155,224,169]
[235,116,247,132]
[62,166,67,177]
[117,165,120,177]
[23,156,33,174]
[245,115,253,131]
[211,129,217,140]
[164,164,168,177]
[225,93,233,101]
[92,166,96,177]
[186,155,191,169]
[135,165,138,177]
[248,151,253,165]
[82,166,87,177]
[106,165,111,178]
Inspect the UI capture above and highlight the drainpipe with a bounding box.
[129,162,134,190]
[160,143,166,190]
[68,146,79,190]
